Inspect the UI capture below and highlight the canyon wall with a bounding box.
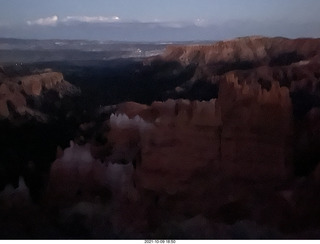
[0,71,80,120]
[2,36,320,238]
[105,72,293,224]
[149,36,320,105]
[161,36,320,66]
[44,69,295,236]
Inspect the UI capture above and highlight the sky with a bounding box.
[0,0,319,41]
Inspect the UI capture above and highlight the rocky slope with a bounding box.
[160,36,320,66]
[0,69,84,202]
[147,36,320,101]
[41,69,318,237]
[98,37,320,236]
[0,70,80,120]
[101,72,293,231]
[148,36,320,175]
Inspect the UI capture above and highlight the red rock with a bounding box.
[20,72,65,96]
[105,70,294,220]
[161,37,320,66]
[0,71,79,120]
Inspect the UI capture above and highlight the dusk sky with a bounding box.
[0,0,319,41]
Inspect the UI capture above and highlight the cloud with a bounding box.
[157,22,186,28]
[26,15,196,29]
[62,16,121,24]
[26,15,121,26]
[194,18,208,27]
[16,15,320,42]
[27,15,59,26]
[144,19,209,29]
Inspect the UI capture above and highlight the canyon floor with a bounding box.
[1,36,320,239]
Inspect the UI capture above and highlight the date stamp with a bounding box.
[144,240,176,243]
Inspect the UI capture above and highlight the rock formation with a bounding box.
[160,36,320,67]
[3,36,320,238]
[148,36,320,104]
[147,36,320,176]
[102,72,293,230]
[44,69,296,237]
[45,37,320,236]
[0,71,80,120]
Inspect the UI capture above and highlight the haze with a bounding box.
[0,0,319,41]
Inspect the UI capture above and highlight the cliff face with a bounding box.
[0,71,80,120]
[218,74,293,181]
[161,36,320,66]
[0,82,26,117]
[105,73,293,222]
[43,75,294,236]
[20,72,70,96]
[150,36,320,105]
[145,36,320,177]
[95,37,320,234]
[72,38,320,235]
